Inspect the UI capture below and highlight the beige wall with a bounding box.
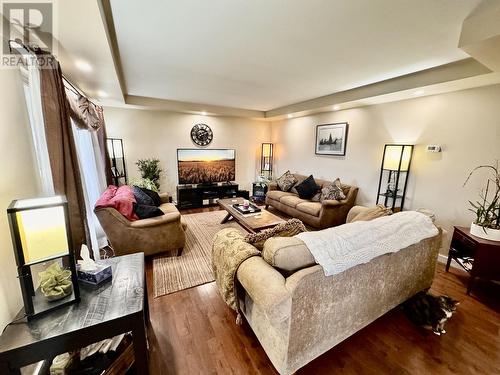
[103,107,271,197]
[0,70,40,328]
[271,84,500,254]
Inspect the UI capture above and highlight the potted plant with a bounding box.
[135,158,162,190]
[463,161,500,241]
[130,178,159,192]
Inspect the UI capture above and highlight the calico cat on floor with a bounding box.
[403,291,459,335]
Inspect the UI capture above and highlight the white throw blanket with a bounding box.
[295,211,439,276]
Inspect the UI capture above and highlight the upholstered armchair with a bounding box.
[95,193,186,257]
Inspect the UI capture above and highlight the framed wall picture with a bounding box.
[315,122,348,156]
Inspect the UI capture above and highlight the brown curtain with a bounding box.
[66,86,113,186]
[38,55,91,258]
[96,123,113,186]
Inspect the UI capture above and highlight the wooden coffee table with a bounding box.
[218,197,285,233]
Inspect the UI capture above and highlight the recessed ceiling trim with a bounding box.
[98,2,496,119]
[265,58,490,118]
[125,95,265,118]
[97,0,126,101]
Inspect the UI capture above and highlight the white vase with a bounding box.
[470,222,500,242]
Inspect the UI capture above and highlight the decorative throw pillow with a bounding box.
[133,204,164,219]
[320,178,346,201]
[276,170,297,192]
[244,218,307,251]
[139,187,162,206]
[294,175,320,200]
[133,186,155,206]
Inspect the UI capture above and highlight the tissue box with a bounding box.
[77,263,112,286]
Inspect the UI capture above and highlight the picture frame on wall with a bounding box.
[315,122,348,156]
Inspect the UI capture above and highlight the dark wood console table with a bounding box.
[0,253,149,374]
[446,226,500,295]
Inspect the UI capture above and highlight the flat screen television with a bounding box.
[177,148,236,185]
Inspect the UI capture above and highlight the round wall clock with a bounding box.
[190,123,213,146]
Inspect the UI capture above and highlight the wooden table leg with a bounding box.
[132,314,149,374]
[220,212,233,224]
[445,252,453,272]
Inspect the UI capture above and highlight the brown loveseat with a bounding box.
[95,193,186,257]
[265,174,358,229]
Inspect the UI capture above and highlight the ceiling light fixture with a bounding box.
[201,111,207,116]
[333,105,340,111]
[287,114,293,119]
[75,59,92,73]
[414,90,424,96]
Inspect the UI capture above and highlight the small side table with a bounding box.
[0,253,149,374]
[446,226,500,295]
[251,182,268,203]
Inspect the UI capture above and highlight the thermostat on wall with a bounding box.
[426,145,441,152]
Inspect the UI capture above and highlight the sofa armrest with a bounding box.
[321,199,346,208]
[237,256,291,322]
[129,211,181,228]
[159,193,171,204]
[346,205,369,223]
[267,182,279,191]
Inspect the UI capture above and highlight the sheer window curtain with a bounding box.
[71,118,108,256]
[21,62,54,196]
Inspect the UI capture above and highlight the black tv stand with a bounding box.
[176,182,239,209]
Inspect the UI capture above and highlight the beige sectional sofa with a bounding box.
[265,174,358,229]
[215,209,442,374]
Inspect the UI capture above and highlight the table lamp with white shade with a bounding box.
[7,196,80,319]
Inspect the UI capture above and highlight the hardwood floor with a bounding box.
[145,208,499,374]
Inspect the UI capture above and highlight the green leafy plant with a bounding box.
[135,158,162,189]
[131,178,159,192]
[463,161,500,231]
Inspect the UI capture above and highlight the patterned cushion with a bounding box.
[320,178,346,201]
[276,171,297,192]
[244,218,307,251]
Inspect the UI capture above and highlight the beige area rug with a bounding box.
[152,210,244,298]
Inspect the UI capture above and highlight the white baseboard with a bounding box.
[437,254,461,270]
